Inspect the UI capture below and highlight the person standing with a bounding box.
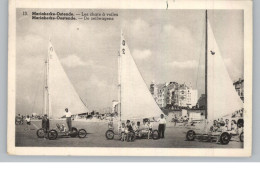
[154,114,167,139]
[63,108,72,131]
[174,114,177,126]
[25,115,31,131]
[42,114,50,138]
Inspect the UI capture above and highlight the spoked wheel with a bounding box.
[152,130,160,140]
[240,132,244,142]
[127,131,136,142]
[78,129,87,138]
[48,130,58,140]
[186,130,196,141]
[220,132,230,145]
[36,128,45,138]
[105,130,114,140]
[69,127,78,138]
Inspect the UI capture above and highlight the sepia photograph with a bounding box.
[8,0,252,156]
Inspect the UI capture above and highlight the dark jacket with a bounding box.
[42,117,50,130]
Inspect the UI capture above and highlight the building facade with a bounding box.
[176,83,198,108]
[196,94,206,109]
[150,82,197,108]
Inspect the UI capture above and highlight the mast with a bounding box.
[44,55,49,116]
[118,50,121,121]
[44,41,50,117]
[205,10,208,120]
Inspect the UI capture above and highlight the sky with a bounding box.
[16,9,244,115]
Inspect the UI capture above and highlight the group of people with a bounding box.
[172,115,189,126]
[15,114,32,130]
[17,108,168,141]
[109,114,167,141]
[210,118,242,135]
[16,108,72,138]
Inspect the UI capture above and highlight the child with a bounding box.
[225,119,231,131]
[212,120,219,132]
[131,121,137,131]
[147,120,153,139]
[25,115,31,131]
[231,120,238,135]
[60,124,67,132]
[142,121,149,134]
[120,123,126,141]
[108,117,114,130]
[136,121,141,137]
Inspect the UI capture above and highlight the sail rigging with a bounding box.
[46,41,89,118]
[206,13,243,122]
[119,32,163,120]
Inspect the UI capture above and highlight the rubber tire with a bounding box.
[78,129,87,138]
[152,130,160,140]
[186,130,196,141]
[220,132,230,145]
[48,130,58,140]
[240,132,244,142]
[105,130,114,140]
[69,127,78,138]
[36,128,45,138]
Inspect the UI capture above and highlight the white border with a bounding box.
[7,0,253,157]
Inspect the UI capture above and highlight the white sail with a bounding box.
[207,21,243,122]
[48,42,89,118]
[119,33,163,120]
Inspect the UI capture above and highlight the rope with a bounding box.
[195,14,205,90]
[31,63,44,114]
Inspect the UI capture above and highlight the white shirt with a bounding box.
[157,118,166,124]
[65,111,72,118]
[148,123,153,128]
[26,117,31,122]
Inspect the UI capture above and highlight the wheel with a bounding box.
[36,128,45,138]
[220,132,230,145]
[240,132,244,142]
[69,127,78,138]
[105,130,114,140]
[48,130,58,140]
[186,130,195,141]
[78,129,87,138]
[152,130,160,140]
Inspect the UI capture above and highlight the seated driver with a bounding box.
[141,121,149,134]
[230,120,238,135]
[108,117,114,130]
[60,124,67,132]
